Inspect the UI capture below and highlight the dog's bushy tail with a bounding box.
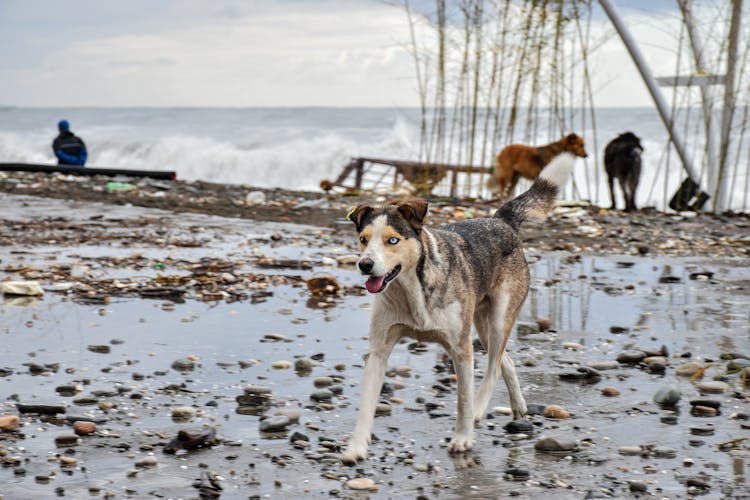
[495,152,575,230]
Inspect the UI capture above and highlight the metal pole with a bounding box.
[715,0,743,212]
[598,0,700,184]
[676,0,719,197]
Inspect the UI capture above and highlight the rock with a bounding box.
[0,415,20,431]
[55,434,80,447]
[618,446,642,456]
[56,385,82,396]
[727,359,750,371]
[648,362,666,374]
[59,456,78,466]
[171,406,195,421]
[17,404,65,415]
[289,431,309,443]
[271,360,292,370]
[675,362,703,377]
[87,345,111,354]
[653,385,681,406]
[310,389,334,402]
[695,381,730,394]
[525,404,546,416]
[617,350,647,363]
[504,419,534,434]
[653,447,677,458]
[346,478,377,491]
[314,377,334,387]
[171,358,196,371]
[629,480,648,493]
[534,436,576,452]
[493,406,512,416]
[558,367,601,381]
[294,358,317,372]
[609,326,630,334]
[516,322,540,335]
[73,421,96,435]
[164,427,217,454]
[336,254,359,266]
[689,399,721,409]
[259,415,291,433]
[135,456,158,468]
[600,387,620,397]
[642,356,666,365]
[375,403,391,415]
[691,405,718,417]
[543,405,570,419]
[262,333,291,342]
[588,361,620,370]
[274,408,300,423]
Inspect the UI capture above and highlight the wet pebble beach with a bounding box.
[1,186,749,499]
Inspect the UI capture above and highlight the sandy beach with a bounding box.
[0,174,748,499]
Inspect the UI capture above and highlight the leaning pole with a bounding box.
[598,0,701,188]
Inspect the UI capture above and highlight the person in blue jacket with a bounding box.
[52,120,87,166]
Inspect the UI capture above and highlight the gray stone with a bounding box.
[171,358,195,371]
[617,350,647,363]
[259,415,291,433]
[534,436,576,452]
[654,385,681,406]
[696,381,730,394]
[310,389,333,402]
[653,447,677,458]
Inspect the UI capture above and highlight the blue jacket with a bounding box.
[53,131,87,166]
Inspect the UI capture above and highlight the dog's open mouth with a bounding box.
[365,265,401,293]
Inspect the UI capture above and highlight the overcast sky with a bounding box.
[0,0,689,108]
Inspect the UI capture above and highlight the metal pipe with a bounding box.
[598,0,700,184]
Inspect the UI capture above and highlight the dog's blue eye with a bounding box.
[360,236,367,244]
[387,237,400,245]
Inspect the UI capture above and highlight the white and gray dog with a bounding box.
[342,153,575,464]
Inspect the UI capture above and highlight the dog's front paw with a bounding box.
[342,441,369,465]
[447,433,475,454]
[512,401,527,420]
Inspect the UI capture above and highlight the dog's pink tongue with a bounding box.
[365,276,385,293]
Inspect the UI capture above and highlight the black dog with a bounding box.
[604,132,643,212]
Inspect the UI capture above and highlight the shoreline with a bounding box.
[1,170,749,260]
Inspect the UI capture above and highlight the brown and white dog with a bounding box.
[488,133,587,201]
[341,153,576,464]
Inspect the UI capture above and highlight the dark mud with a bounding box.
[0,192,749,499]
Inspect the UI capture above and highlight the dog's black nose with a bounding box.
[358,258,374,274]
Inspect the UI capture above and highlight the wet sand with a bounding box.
[1,189,749,499]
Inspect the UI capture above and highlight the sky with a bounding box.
[0,0,697,108]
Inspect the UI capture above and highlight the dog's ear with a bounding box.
[395,199,428,232]
[346,204,373,231]
[566,133,579,143]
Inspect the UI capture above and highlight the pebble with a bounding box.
[271,360,292,370]
[346,477,377,490]
[600,387,620,397]
[259,415,291,433]
[536,317,551,331]
[310,389,333,402]
[314,377,334,387]
[642,356,666,365]
[274,408,300,423]
[618,446,642,456]
[534,436,576,452]
[170,406,195,421]
[653,385,681,406]
[294,358,317,372]
[59,456,78,466]
[629,480,648,492]
[55,434,80,447]
[171,358,195,371]
[588,361,620,370]
[543,405,571,419]
[647,362,666,374]
[505,419,534,434]
[87,345,111,354]
[691,405,718,417]
[394,366,412,376]
[493,406,512,416]
[73,421,96,435]
[675,362,704,376]
[695,381,730,394]
[135,456,158,468]
[653,447,677,458]
[0,415,20,431]
[375,403,391,415]
[617,350,647,363]
[263,333,291,342]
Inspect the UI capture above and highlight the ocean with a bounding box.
[1,106,748,211]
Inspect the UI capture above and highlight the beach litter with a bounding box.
[1,281,44,296]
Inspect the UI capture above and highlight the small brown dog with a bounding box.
[488,133,587,201]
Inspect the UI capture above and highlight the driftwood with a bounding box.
[322,157,492,197]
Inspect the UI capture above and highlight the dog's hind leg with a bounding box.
[500,352,526,419]
[607,173,617,210]
[342,324,401,465]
